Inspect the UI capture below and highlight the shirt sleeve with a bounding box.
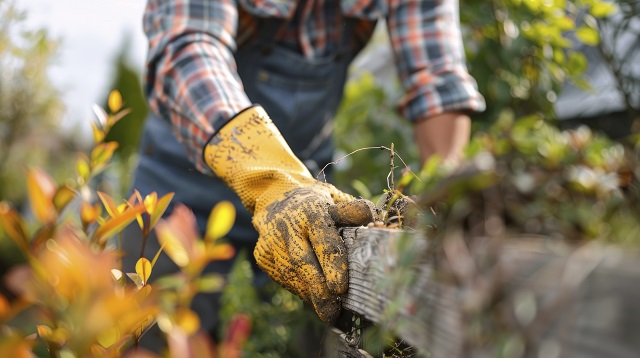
[386,0,486,121]
[144,0,252,174]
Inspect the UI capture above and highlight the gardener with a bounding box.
[123,0,485,347]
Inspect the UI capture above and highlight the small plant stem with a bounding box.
[389,143,395,191]
[118,232,123,269]
[317,145,420,185]
[139,215,150,258]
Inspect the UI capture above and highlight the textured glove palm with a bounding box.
[204,106,375,322]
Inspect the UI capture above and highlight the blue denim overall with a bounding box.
[123,16,359,341]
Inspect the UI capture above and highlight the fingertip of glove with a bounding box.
[329,199,377,227]
[313,295,342,323]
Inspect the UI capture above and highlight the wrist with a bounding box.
[414,111,471,165]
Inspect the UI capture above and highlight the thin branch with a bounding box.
[316,146,420,185]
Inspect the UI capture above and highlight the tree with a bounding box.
[0,1,71,204]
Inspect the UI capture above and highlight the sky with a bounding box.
[20,0,148,135]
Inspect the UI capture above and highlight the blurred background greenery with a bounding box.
[0,0,638,356]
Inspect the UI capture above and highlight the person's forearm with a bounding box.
[414,111,471,165]
[144,0,251,174]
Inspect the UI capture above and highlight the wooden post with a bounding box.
[341,227,640,357]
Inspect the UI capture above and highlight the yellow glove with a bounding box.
[203,106,376,322]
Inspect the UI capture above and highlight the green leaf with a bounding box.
[90,142,119,169]
[553,16,575,31]
[420,155,442,179]
[197,273,225,293]
[567,51,588,76]
[76,154,91,182]
[351,179,372,200]
[575,26,599,46]
[53,185,76,212]
[590,2,617,18]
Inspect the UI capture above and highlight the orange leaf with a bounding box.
[149,192,174,231]
[94,203,146,244]
[137,284,153,299]
[156,224,189,268]
[31,226,55,252]
[0,294,9,320]
[97,191,118,218]
[37,325,53,339]
[135,258,152,285]
[80,201,101,226]
[126,191,145,230]
[90,345,108,357]
[174,309,200,335]
[155,204,199,267]
[0,202,29,252]
[132,190,144,205]
[206,243,235,261]
[27,169,57,224]
[117,204,128,213]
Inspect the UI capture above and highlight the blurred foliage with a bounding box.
[0,96,248,357]
[334,0,628,199]
[103,44,149,160]
[0,1,81,284]
[0,1,74,204]
[0,0,637,355]
[359,114,640,357]
[333,74,418,200]
[462,0,618,127]
[411,112,640,244]
[101,44,149,195]
[219,251,325,357]
[595,0,640,129]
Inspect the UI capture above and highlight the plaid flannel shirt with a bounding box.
[143,0,486,174]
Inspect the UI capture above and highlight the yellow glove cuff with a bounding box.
[203,105,314,213]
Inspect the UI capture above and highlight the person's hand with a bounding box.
[204,106,375,322]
